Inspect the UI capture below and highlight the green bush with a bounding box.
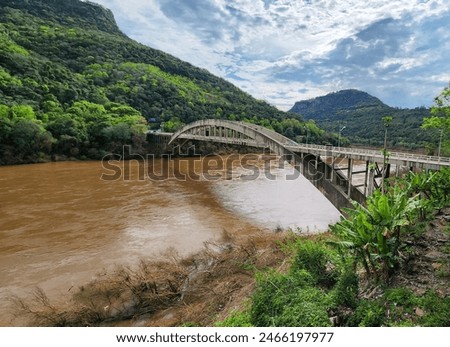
[349,299,386,327]
[419,291,450,326]
[250,270,332,327]
[291,240,338,287]
[217,309,253,327]
[331,267,359,309]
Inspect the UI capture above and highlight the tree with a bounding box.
[0,113,12,148]
[46,114,88,155]
[103,123,132,152]
[10,105,36,120]
[422,83,450,155]
[9,119,53,159]
[163,118,184,132]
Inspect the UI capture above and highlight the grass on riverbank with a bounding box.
[218,170,450,327]
[218,219,450,327]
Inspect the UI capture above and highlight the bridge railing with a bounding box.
[151,123,450,167]
[177,133,263,147]
[290,144,450,165]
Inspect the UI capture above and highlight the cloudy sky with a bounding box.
[91,0,450,111]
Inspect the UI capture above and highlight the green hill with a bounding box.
[290,89,436,151]
[0,0,326,165]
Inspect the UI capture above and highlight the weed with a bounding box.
[291,240,338,287]
[418,291,450,326]
[349,299,386,327]
[216,308,252,327]
[250,270,332,327]
[331,267,359,309]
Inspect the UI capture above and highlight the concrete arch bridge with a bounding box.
[148,119,450,212]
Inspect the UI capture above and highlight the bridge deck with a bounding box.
[161,131,449,169]
[287,143,450,170]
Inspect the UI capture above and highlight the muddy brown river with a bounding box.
[0,155,340,325]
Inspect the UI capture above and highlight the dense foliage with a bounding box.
[422,82,450,155]
[219,168,450,327]
[330,169,450,282]
[290,89,438,151]
[0,0,333,164]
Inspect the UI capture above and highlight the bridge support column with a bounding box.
[364,161,369,196]
[368,162,375,196]
[347,158,353,197]
[330,156,336,183]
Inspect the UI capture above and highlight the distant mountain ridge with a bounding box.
[289,89,434,150]
[290,89,386,120]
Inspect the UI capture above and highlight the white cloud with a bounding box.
[92,0,450,110]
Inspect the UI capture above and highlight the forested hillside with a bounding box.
[290,89,436,151]
[0,0,327,165]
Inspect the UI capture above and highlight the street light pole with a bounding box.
[338,126,346,148]
[438,129,443,164]
[304,126,309,145]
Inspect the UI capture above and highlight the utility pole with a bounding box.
[304,125,309,145]
[381,116,393,194]
[438,129,443,164]
[338,125,346,148]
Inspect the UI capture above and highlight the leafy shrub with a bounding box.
[331,267,359,309]
[291,240,338,287]
[250,270,332,327]
[330,188,420,282]
[418,291,450,326]
[349,299,386,327]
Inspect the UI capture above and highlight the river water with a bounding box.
[0,155,340,325]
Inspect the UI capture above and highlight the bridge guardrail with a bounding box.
[152,123,450,167]
[289,144,450,165]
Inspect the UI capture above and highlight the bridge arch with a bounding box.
[168,119,296,158]
[166,119,360,213]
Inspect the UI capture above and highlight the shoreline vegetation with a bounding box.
[9,169,450,327]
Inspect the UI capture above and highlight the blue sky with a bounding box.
[91,0,450,111]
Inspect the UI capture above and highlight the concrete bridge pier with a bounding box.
[292,151,369,211]
[288,151,352,211]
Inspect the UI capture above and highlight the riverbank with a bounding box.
[9,207,450,327]
[8,229,293,326]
